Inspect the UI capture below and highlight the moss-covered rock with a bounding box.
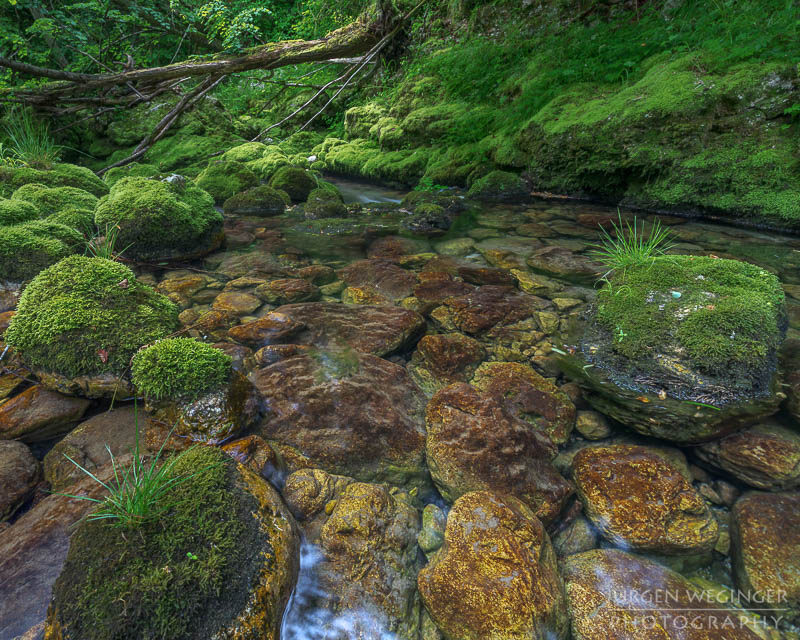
[45,446,300,640]
[466,170,529,202]
[4,255,179,382]
[47,207,95,233]
[102,162,159,187]
[303,187,347,219]
[267,165,317,202]
[344,104,388,139]
[0,198,39,225]
[221,141,268,163]
[131,337,232,402]
[278,130,324,156]
[245,145,291,180]
[194,160,259,204]
[11,183,98,215]
[222,185,288,217]
[560,255,786,442]
[94,176,223,261]
[0,223,76,282]
[0,162,108,198]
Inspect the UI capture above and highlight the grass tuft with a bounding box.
[588,212,675,279]
[2,108,62,170]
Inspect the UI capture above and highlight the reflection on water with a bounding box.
[281,543,398,640]
[326,177,405,204]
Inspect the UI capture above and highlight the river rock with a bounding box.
[426,382,572,524]
[338,258,418,301]
[551,514,598,557]
[43,406,140,492]
[271,302,426,356]
[430,285,547,335]
[575,409,612,440]
[211,290,262,315]
[145,369,260,449]
[0,385,90,443]
[564,549,763,640]
[418,491,569,640]
[471,361,576,445]
[572,444,719,555]
[526,246,602,284]
[693,422,800,490]
[731,492,800,624]
[283,469,422,639]
[228,311,305,347]
[408,333,486,395]
[251,349,430,492]
[255,278,321,304]
[0,440,40,521]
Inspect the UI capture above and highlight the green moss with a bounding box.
[423,143,492,187]
[194,160,259,204]
[0,198,39,225]
[324,139,382,176]
[466,169,528,201]
[222,185,288,216]
[344,104,388,139]
[20,219,83,248]
[4,255,179,378]
[268,166,317,202]
[131,337,232,402]
[103,163,159,188]
[0,224,75,282]
[278,131,325,156]
[144,134,244,173]
[0,163,108,198]
[221,141,268,163]
[245,146,291,180]
[595,255,785,373]
[50,447,258,640]
[368,116,404,149]
[95,177,223,261]
[362,148,431,185]
[48,207,96,233]
[304,187,347,219]
[11,183,98,215]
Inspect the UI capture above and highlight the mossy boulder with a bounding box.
[102,162,159,187]
[221,141,268,163]
[0,222,80,282]
[245,145,291,180]
[47,207,94,233]
[194,160,259,204]
[12,183,98,216]
[133,338,259,447]
[0,198,39,225]
[94,177,223,261]
[466,170,529,202]
[267,166,317,202]
[45,446,300,640]
[344,104,388,139]
[0,162,108,198]
[303,187,347,219]
[560,255,786,442]
[4,256,179,392]
[222,185,288,217]
[144,133,244,174]
[277,130,324,156]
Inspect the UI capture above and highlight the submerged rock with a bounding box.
[466,170,530,202]
[338,258,417,301]
[418,491,569,640]
[425,382,572,524]
[251,349,430,493]
[408,333,486,395]
[572,444,719,555]
[44,448,300,640]
[564,549,763,640]
[0,440,40,522]
[0,385,90,443]
[731,491,800,624]
[283,469,422,639]
[223,185,288,216]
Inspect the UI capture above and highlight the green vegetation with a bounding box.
[466,170,528,202]
[94,177,223,260]
[0,163,108,199]
[304,186,346,218]
[4,255,179,378]
[595,255,785,373]
[51,446,256,639]
[11,183,98,216]
[0,198,39,225]
[0,222,77,282]
[588,214,675,278]
[131,338,232,402]
[2,108,62,169]
[222,184,288,216]
[194,160,260,204]
[85,223,133,261]
[268,165,318,201]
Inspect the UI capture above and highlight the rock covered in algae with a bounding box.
[44,447,300,640]
[425,381,572,524]
[251,348,430,493]
[4,256,179,398]
[283,468,422,640]
[418,491,569,640]
[731,491,800,624]
[564,549,763,640]
[572,444,718,555]
[560,255,786,443]
[408,332,486,396]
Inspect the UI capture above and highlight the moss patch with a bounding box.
[4,255,179,378]
[303,187,346,219]
[0,223,76,282]
[132,338,232,402]
[0,163,108,198]
[194,160,259,204]
[0,198,39,225]
[12,183,98,215]
[594,255,785,375]
[50,447,262,640]
[94,177,222,261]
[268,166,317,202]
[466,169,528,201]
[221,141,268,163]
[103,163,159,188]
[222,185,288,216]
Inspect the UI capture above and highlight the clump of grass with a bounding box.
[84,223,132,261]
[588,212,675,278]
[58,406,219,528]
[2,108,62,169]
